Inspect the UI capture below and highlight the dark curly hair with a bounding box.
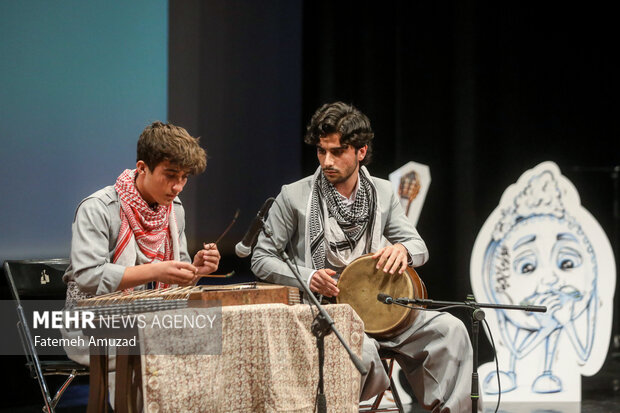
[137,121,207,175]
[304,102,374,165]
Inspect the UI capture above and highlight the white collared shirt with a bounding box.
[335,176,360,209]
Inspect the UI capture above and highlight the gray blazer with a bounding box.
[251,173,429,288]
[62,185,190,295]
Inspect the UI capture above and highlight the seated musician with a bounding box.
[63,120,220,319]
[251,102,475,412]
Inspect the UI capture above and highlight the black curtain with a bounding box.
[302,1,619,366]
[169,0,303,280]
[302,0,618,303]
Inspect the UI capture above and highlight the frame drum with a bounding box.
[336,253,427,339]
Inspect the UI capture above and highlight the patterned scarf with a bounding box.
[307,166,377,270]
[114,169,176,289]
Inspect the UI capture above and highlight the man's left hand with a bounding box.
[372,244,409,274]
[193,243,221,276]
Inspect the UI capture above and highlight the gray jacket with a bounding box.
[251,173,429,288]
[62,186,190,295]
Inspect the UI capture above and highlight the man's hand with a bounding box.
[120,260,199,290]
[151,260,198,286]
[193,243,221,276]
[310,269,339,297]
[372,243,409,274]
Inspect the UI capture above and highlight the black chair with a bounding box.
[359,349,406,413]
[4,259,89,413]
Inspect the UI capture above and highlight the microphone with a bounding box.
[377,293,393,304]
[394,297,431,305]
[235,197,275,258]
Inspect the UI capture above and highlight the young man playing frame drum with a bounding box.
[251,102,475,412]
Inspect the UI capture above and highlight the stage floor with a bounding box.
[403,354,620,412]
[398,399,620,413]
[403,393,620,413]
[3,394,619,412]
[3,363,618,412]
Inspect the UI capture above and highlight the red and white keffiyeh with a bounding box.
[113,169,180,289]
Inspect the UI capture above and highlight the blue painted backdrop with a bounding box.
[0,1,168,260]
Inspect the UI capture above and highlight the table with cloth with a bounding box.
[90,303,364,413]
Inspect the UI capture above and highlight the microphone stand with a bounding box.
[388,295,547,413]
[262,225,367,413]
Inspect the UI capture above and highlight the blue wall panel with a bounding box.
[0,1,168,260]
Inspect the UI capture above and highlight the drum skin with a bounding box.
[336,253,427,339]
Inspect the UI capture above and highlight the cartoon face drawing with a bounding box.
[470,161,615,401]
[488,216,597,331]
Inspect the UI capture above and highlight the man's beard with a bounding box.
[322,163,359,185]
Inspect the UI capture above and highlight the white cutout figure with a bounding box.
[470,161,615,402]
[389,161,431,227]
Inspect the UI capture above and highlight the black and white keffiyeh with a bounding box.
[306,166,379,270]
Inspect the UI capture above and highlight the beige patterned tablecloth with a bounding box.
[139,303,364,413]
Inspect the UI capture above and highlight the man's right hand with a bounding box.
[152,261,198,285]
[120,260,198,290]
[309,268,339,297]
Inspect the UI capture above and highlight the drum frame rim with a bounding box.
[335,253,415,336]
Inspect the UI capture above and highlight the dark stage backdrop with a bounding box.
[168,0,303,281]
[301,1,619,370]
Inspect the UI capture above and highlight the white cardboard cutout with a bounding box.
[470,161,616,403]
[389,161,431,227]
